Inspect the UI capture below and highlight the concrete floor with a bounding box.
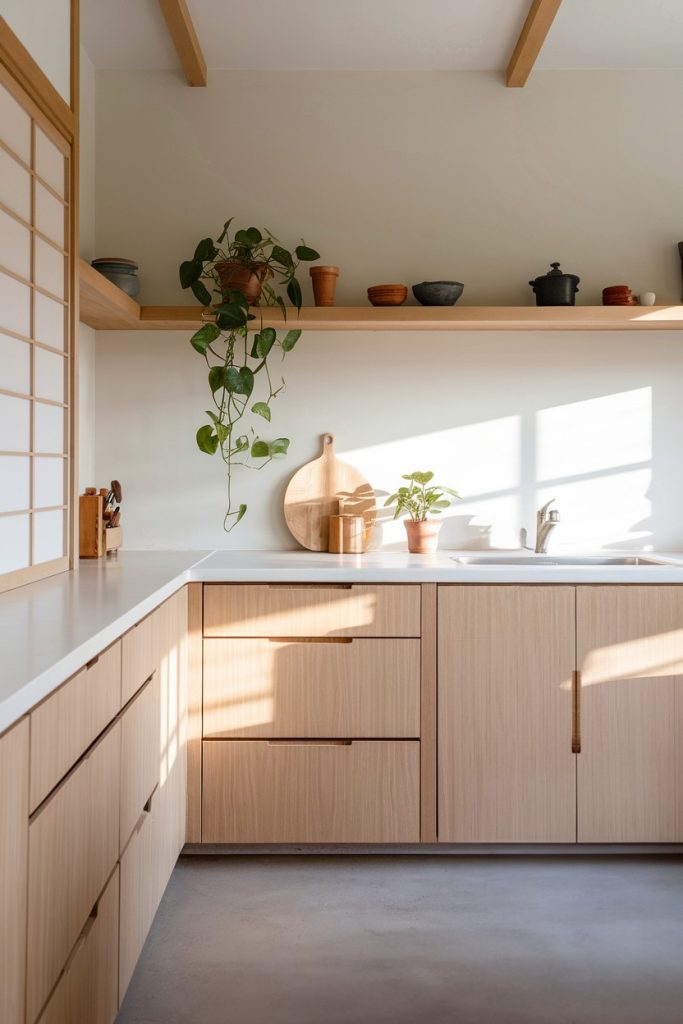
[116,855,683,1024]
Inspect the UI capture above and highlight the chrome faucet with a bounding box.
[521,499,560,553]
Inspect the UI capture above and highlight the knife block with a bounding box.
[79,492,122,559]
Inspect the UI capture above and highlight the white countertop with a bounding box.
[3,547,683,734]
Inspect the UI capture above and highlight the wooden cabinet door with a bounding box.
[120,673,161,851]
[576,586,683,842]
[0,719,29,1024]
[438,586,576,843]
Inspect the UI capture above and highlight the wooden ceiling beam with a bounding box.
[506,0,563,88]
[157,0,207,87]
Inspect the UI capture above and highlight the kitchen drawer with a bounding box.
[203,638,421,738]
[121,607,159,705]
[203,584,421,638]
[120,673,161,851]
[202,739,420,843]
[27,722,120,1024]
[36,867,119,1024]
[119,788,165,1000]
[30,641,121,812]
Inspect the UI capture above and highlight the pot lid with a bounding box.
[537,261,578,280]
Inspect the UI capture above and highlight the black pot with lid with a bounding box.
[529,262,580,306]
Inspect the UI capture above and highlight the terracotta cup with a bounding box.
[404,519,442,554]
[310,265,340,306]
[215,261,269,306]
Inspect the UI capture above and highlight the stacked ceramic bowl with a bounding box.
[367,283,408,306]
[91,257,140,298]
[602,284,635,306]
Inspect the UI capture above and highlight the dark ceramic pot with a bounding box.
[529,262,580,306]
[412,281,464,306]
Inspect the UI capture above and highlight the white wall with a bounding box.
[2,0,71,102]
[92,69,683,551]
[78,45,97,492]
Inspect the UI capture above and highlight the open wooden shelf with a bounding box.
[79,261,683,332]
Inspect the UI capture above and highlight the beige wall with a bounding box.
[2,0,71,102]
[78,45,97,492]
[91,69,683,551]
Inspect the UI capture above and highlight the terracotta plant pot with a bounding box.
[215,261,269,306]
[310,265,340,307]
[404,519,442,554]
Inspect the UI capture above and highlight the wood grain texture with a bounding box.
[576,586,683,842]
[506,0,563,87]
[186,583,202,842]
[37,867,119,1024]
[157,0,207,87]
[420,584,437,842]
[121,606,158,705]
[79,257,140,330]
[156,587,189,868]
[284,434,376,551]
[202,739,420,844]
[29,641,121,812]
[438,586,576,843]
[27,722,120,1024]
[203,638,420,739]
[204,584,421,639]
[0,718,29,1024]
[120,673,161,851]
[119,793,160,1000]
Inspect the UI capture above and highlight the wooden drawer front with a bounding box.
[203,584,421,638]
[119,789,165,1000]
[27,723,120,1024]
[202,739,420,843]
[122,609,158,705]
[0,719,29,1024]
[203,638,421,738]
[30,642,121,812]
[120,673,161,851]
[37,868,119,1024]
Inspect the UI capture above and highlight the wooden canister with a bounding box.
[328,514,365,553]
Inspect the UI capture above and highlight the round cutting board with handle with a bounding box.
[284,433,376,551]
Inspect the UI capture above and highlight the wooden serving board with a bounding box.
[284,433,376,551]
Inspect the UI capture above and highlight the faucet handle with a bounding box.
[548,509,560,522]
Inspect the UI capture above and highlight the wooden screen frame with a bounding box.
[0,4,79,593]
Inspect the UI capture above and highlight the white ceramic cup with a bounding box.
[639,291,656,306]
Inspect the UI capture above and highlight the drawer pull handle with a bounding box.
[266,584,353,591]
[266,739,353,747]
[571,670,581,754]
[86,654,99,670]
[267,637,353,645]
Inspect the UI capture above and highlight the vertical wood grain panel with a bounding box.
[0,718,29,1024]
[438,585,576,843]
[186,582,202,842]
[420,584,437,842]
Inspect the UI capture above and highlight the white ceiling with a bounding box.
[81,0,683,72]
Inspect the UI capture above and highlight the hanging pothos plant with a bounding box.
[179,220,320,530]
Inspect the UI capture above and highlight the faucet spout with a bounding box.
[534,499,560,553]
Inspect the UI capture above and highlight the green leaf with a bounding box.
[208,366,225,393]
[252,401,271,422]
[234,227,262,247]
[275,295,287,320]
[223,366,254,397]
[217,218,233,244]
[215,421,230,445]
[234,503,247,525]
[194,237,217,262]
[281,329,301,352]
[191,279,212,307]
[196,425,218,454]
[295,245,321,262]
[256,327,276,358]
[190,322,220,354]
[439,486,461,498]
[226,288,249,310]
[250,439,270,459]
[214,302,248,328]
[179,259,202,288]
[286,277,302,310]
[234,435,249,452]
[238,366,254,396]
[270,437,290,457]
[270,245,293,267]
[403,470,434,485]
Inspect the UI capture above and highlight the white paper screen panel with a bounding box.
[0,78,71,590]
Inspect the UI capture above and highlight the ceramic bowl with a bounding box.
[95,270,140,298]
[367,284,408,306]
[412,281,464,306]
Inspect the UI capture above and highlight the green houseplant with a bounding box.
[179,221,320,530]
[384,471,460,553]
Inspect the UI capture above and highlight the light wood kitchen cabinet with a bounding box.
[120,673,161,851]
[203,583,421,638]
[121,607,158,705]
[27,721,121,1024]
[119,788,164,998]
[203,637,421,738]
[438,586,576,843]
[576,586,683,842]
[0,719,29,1024]
[37,868,119,1024]
[30,640,121,812]
[202,739,421,843]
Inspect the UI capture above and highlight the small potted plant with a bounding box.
[384,471,460,553]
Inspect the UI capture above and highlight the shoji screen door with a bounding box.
[0,69,73,591]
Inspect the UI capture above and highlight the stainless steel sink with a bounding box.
[451,554,670,566]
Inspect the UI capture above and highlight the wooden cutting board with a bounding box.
[284,433,376,551]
